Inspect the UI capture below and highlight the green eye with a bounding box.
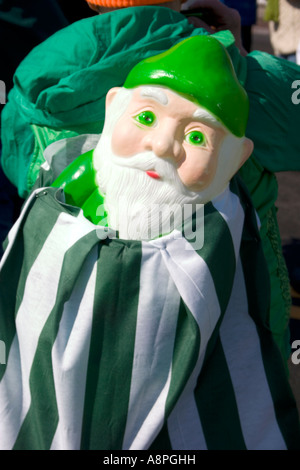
[134,110,156,127]
[186,130,206,146]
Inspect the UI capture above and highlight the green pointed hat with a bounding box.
[124,36,249,137]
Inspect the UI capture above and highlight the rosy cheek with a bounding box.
[178,150,218,191]
[111,122,129,156]
[111,120,140,157]
[179,168,212,190]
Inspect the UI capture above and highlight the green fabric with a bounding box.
[1,182,300,449]
[2,7,300,197]
[0,7,239,198]
[264,0,279,22]
[244,51,300,173]
[1,5,299,365]
[238,158,291,360]
[49,141,291,363]
[124,35,249,137]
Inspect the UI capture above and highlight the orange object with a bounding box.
[86,0,173,7]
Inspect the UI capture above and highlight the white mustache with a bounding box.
[109,151,197,197]
[110,151,173,174]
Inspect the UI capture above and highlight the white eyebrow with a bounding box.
[193,107,222,128]
[140,86,169,105]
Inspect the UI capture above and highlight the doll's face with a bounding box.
[109,87,227,192]
[93,85,253,239]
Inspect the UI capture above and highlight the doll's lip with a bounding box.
[146,170,160,180]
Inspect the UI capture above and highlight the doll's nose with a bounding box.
[144,131,182,162]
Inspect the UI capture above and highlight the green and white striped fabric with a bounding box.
[0,179,299,450]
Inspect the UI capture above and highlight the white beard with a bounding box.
[95,138,203,240]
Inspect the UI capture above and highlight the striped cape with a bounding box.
[0,178,299,450]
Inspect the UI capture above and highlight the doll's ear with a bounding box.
[105,87,121,109]
[237,137,254,170]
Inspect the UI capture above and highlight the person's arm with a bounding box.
[182,0,248,56]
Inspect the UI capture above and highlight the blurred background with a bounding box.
[252,0,300,412]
